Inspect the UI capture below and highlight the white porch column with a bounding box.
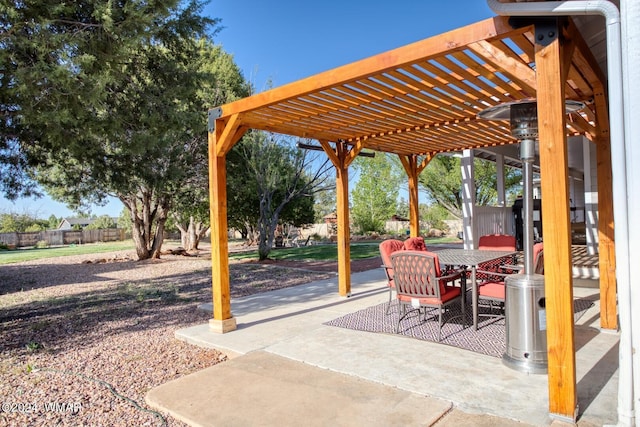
[582,138,599,255]
[496,153,506,207]
[461,149,477,249]
[622,0,640,422]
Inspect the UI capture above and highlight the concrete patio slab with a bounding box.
[149,266,618,426]
[146,351,455,427]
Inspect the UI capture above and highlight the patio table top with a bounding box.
[434,248,516,267]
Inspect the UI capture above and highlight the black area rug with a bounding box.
[325,296,594,358]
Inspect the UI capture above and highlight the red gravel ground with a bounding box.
[0,247,380,426]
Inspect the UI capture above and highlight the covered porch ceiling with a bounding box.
[212,16,605,156]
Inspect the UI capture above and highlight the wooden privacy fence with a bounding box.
[0,228,125,248]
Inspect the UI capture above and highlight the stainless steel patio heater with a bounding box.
[478,99,583,374]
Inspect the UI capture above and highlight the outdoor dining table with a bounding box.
[435,248,517,331]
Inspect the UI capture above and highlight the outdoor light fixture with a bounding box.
[477,98,584,374]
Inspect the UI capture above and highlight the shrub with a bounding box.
[34,240,49,249]
[25,223,44,232]
[0,242,9,251]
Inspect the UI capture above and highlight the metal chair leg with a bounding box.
[396,304,406,333]
[461,298,466,328]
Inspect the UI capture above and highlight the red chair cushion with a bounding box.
[478,234,516,251]
[533,242,544,274]
[379,239,405,279]
[398,285,461,305]
[478,281,505,300]
[403,237,427,251]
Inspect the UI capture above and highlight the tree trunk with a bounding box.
[131,214,150,260]
[175,215,209,251]
[257,195,283,261]
[180,228,189,248]
[119,191,170,260]
[244,221,258,246]
[176,215,195,249]
[194,222,209,250]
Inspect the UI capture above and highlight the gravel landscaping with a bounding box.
[0,245,377,426]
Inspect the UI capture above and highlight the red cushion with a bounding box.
[533,242,544,274]
[379,239,405,279]
[397,285,461,305]
[478,281,505,299]
[478,234,516,251]
[403,237,427,251]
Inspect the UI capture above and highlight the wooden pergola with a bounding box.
[207,16,616,421]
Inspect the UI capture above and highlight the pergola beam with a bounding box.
[217,17,520,119]
[215,114,245,156]
[467,39,537,95]
[566,20,617,331]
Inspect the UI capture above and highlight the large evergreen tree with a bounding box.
[169,40,250,251]
[1,0,212,196]
[0,1,249,259]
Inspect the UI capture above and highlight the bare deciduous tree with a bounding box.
[241,132,332,260]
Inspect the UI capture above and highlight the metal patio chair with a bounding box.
[379,239,405,314]
[477,242,544,318]
[391,250,465,341]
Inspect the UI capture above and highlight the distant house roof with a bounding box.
[58,217,95,230]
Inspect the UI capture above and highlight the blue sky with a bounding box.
[0,1,495,219]
[207,0,495,88]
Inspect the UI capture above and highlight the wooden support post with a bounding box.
[407,164,419,237]
[399,154,433,237]
[207,114,246,333]
[335,146,351,296]
[593,86,618,330]
[535,28,577,421]
[399,155,419,237]
[320,140,362,297]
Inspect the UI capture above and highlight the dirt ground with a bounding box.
[0,246,380,426]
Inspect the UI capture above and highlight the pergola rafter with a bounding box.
[207,15,614,422]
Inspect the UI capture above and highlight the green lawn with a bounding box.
[0,240,136,265]
[0,235,460,265]
[230,242,381,262]
[229,236,460,262]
